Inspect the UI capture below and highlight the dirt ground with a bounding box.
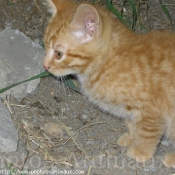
[0,0,175,175]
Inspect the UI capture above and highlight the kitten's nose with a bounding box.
[43,58,51,70]
[43,64,50,70]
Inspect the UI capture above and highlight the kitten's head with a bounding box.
[43,0,103,77]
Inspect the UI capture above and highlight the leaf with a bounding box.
[122,0,137,30]
[105,0,128,26]
[138,23,149,32]
[159,0,173,26]
[0,70,81,94]
[64,76,81,94]
[0,71,50,93]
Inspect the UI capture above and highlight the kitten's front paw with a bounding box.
[117,133,134,147]
[163,153,175,168]
[127,146,153,163]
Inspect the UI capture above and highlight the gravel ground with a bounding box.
[0,0,175,175]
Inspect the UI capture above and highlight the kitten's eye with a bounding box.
[55,51,63,60]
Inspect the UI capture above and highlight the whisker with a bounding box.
[65,76,73,94]
[64,76,73,94]
[60,76,68,99]
[52,75,60,95]
[56,76,61,95]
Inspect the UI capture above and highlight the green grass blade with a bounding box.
[0,71,50,93]
[122,0,137,30]
[105,0,128,26]
[64,76,80,94]
[0,70,80,94]
[138,23,149,32]
[159,0,173,26]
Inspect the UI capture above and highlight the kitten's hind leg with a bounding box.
[163,153,175,168]
[117,120,134,147]
[127,115,164,163]
[163,117,175,168]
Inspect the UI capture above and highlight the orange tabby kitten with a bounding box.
[43,0,175,168]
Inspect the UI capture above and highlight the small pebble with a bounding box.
[86,140,95,146]
[42,122,63,138]
[149,165,157,171]
[105,149,117,157]
[81,114,88,120]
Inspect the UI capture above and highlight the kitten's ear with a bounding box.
[70,4,101,43]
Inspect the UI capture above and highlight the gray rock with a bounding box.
[3,139,28,169]
[0,100,18,152]
[0,27,44,99]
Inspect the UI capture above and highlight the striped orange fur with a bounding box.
[43,0,175,168]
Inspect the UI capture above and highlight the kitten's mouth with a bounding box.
[47,68,69,78]
[43,65,57,76]
[47,70,60,77]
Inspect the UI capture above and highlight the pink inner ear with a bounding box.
[85,18,96,37]
[70,4,100,41]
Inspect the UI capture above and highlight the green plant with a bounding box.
[0,71,49,93]
[106,0,147,31]
[7,163,26,175]
[159,0,173,26]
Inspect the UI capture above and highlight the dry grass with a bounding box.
[4,96,115,174]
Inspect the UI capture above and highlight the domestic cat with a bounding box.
[43,0,175,168]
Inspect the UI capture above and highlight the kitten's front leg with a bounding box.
[127,116,164,163]
[117,120,134,147]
